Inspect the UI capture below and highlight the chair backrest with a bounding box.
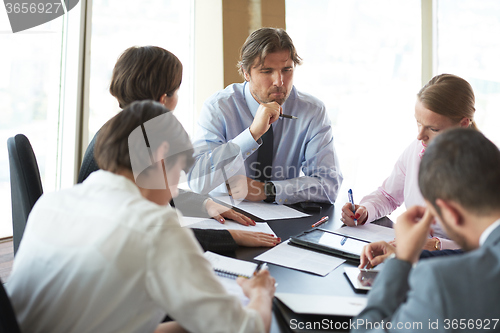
[0,280,22,333]
[77,132,99,183]
[7,134,43,255]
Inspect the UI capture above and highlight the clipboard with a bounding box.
[289,228,370,260]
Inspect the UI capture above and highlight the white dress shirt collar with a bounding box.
[479,218,500,246]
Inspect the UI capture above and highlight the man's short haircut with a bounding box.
[237,27,302,78]
[419,128,500,216]
[95,100,194,176]
[109,46,182,108]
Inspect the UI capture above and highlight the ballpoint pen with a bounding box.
[280,114,298,119]
[254,262,268,276]
[311,216,329,228]
[253,263,278,286]
[348,189,357,226]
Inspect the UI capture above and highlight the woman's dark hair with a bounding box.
[109,46,182,108]
[95,100,194,177]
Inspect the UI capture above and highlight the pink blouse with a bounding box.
[360,139,458,249]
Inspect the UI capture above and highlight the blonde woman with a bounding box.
[342,74,477,251]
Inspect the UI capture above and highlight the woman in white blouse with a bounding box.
[7,101,275,333]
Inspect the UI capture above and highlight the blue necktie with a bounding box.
[256,126,274,183]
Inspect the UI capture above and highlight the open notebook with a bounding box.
[203,251,258,306]
[203,251,258,279]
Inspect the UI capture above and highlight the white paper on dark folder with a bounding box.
[213,195,310,220]
[254,240,345,276]
[275,292,367,316]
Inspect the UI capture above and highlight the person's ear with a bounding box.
[459,117,471,128]
[243,68,251,82]
[154,141,170,165]
[435,198,464,227]
[159,94,168,107]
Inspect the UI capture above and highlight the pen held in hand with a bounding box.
[254,262,268,276]
[348,189,357,226]
[280,113,298,119]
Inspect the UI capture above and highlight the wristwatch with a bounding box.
[433,237,442,251]
[264,181,276,203]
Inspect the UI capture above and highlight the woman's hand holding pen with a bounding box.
[341,203,368,226]
[237,268,276,331]
[237,268,275,298]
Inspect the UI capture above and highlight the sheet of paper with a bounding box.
[254,240,345,276]
[203,252,252,306]
[213,195,310,220]
[333,223,395,243]
[179,216,208,227]
[275,292,367,316]
[180,216,277,236]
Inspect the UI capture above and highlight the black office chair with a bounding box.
[77,132,99,183]
[7,134,43,255]
[0,279,22,333]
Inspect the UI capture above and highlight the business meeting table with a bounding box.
[232,202,393,333]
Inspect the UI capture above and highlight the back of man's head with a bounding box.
[419,128,500,216]
[238,27,302,78]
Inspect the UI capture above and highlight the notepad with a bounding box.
[203,251,258,279]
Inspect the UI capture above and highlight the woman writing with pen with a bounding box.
[341,74,477,251]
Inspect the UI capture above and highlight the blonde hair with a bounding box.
[417,74,477,130]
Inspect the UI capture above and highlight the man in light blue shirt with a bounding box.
[188,27,342,205]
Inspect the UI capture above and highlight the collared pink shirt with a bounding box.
[360,139,458,249]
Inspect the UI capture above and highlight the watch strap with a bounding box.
[264,182,276,203]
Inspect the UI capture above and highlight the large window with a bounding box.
[436,0,500,146]
[287,0,500,221]
[0,0,195,238]
[0,13,66,238]
[88,0,195,146]
[286,0,421,218]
